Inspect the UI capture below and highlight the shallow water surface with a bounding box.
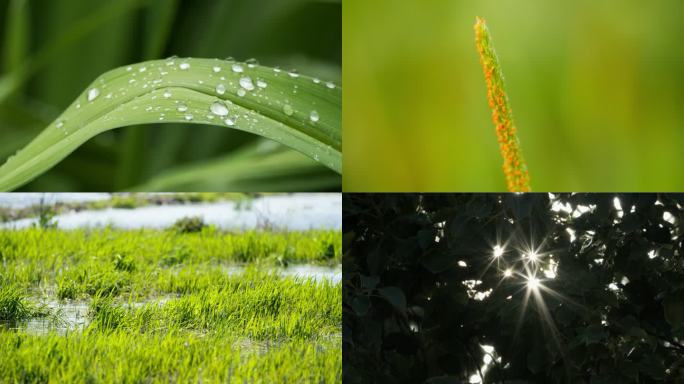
[3,193,341,230]
[223,264,342,284]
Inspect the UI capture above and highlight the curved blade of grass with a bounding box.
[130,142,338,192]
[474,17,531,192]
[0,58,341,191]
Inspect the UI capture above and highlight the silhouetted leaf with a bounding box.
[378,286,407,313]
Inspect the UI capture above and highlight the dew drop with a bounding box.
[224,117,235,126]
[126,66,133,71]
[239,76,255,91]
[184,114,193,121]
[313,78,321,84]
[215,83,226,95]
[232,63,244,73]
[139,67,147,73]
[288,71,299,78]
[87,88,100,101]
[325,82,335,89]
[56,120,64,128]
[309,110,320,123]
[179,62,190,70]
[210,101,229,116]
[163,90,172,98]
[212,66,221,73]
[273,67,282,73]
[283,104,294,116]
[237,89,246,97]
[177,103,188,112]
[256,79,267,89]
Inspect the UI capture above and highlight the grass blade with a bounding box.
[130,142,338,191]
[0,58,341,191]
[474,17,531,192]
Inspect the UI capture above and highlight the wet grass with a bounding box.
[0,227,340,296]
[0,285,33,322]
[0,228,341,382]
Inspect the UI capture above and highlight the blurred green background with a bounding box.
[0,0,341,191]
[343,0,684,191]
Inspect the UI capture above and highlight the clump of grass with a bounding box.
[89,295,126,331]
[474,17,531,192]
[0,285,32,322]
[171,216,206,234]
[112,253,136,272]
[56,278,80,300]
[160,244,191,267]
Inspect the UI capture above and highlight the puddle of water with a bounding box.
[0,300,90,335]
[2,194,340,231]
[223,264,342,284]
[233,334,341,355]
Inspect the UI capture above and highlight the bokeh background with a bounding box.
[344,0,684,191]
[0,0,341,191]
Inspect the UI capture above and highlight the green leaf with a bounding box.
[352,296,371,317]
[360,275,380,290]
[526,345,545,374]
[664,294,684,327]
[424,376,460,384]
[0,58,341,191]
[129,142,337,191]
[580,324,608,345]
[378,286,407,313]
[421,247,456,273]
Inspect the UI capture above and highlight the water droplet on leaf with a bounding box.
[239,76,255,91]
[87,88,100,101]
[210,101,229,116]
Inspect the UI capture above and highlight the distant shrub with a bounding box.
[110,196,139,209]
[172,216,206,234]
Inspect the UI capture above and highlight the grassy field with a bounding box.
[0,227,341,382]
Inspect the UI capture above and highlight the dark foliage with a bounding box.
[343,193,684,383]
